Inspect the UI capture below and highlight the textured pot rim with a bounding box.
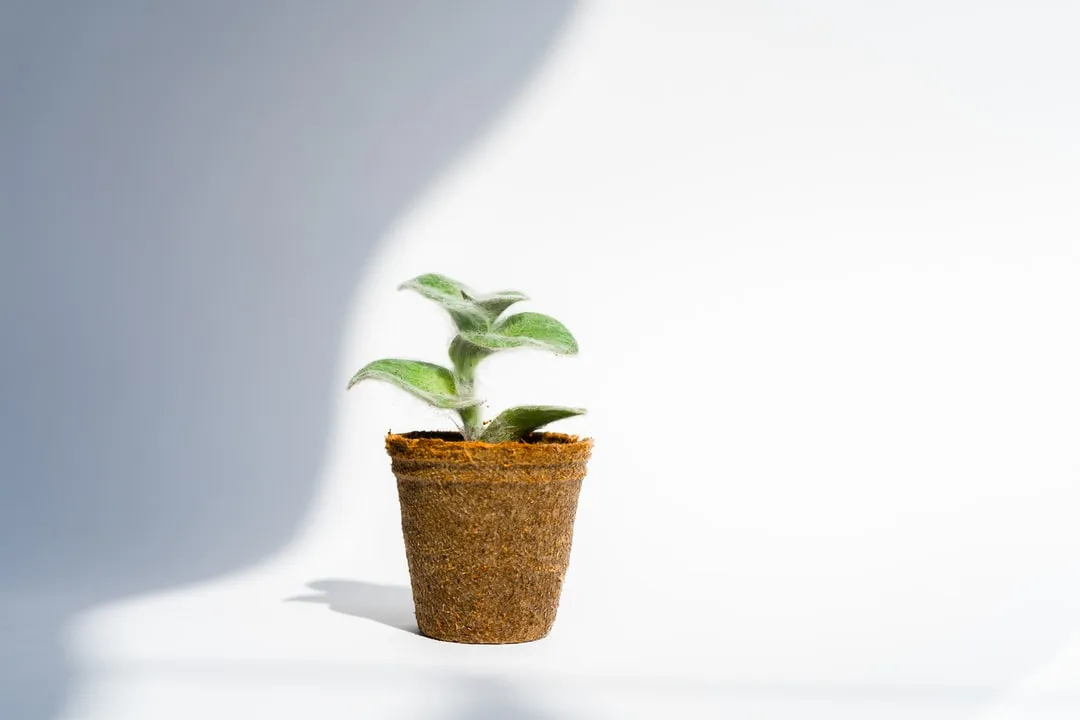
[385,431,593,466]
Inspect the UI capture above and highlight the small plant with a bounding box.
[347,273,584,442]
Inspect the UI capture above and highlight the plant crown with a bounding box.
[347,273,584,442]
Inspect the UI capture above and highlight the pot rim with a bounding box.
[385,431,593,465]
[389,430,590,446]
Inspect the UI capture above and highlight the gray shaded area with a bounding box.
[288,579,418,633]
[0,1,576,717]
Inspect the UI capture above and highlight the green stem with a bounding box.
[458,404,483,441]
[450,336,483,440]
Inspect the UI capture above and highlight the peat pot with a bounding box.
[385,431,593,644]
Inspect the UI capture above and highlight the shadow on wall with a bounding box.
[0,1,576,717]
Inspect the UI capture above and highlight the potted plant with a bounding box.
[347,273,592,644]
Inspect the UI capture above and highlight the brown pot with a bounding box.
[385,431,593,644]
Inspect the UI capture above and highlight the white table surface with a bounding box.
[57,1,1080,717]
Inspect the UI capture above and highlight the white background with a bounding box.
[7,1,1080,718]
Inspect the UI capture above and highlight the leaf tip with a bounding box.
[556,335,580,355]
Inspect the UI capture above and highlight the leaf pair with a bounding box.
[399,274,526,331]
[345,358,585,442]
[401,273,577,358]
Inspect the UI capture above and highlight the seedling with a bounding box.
[347,273,584,442]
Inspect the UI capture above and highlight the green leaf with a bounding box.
[346,359,477,409]
[448,335,491,387]
[480,405,586,443]
[398,273,488,331]
[399,274,530,328]
[475,290,528,320]
[460,312,579,355]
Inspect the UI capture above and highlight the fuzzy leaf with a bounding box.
[475,290,528,320]
[398,273,488,331]
[461,312,578,355]
[347,359,476,409]
[448,335,491,386]
[480,405,586,443]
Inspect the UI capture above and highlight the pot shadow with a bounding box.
[288,579,419,634]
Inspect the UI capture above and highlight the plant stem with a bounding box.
[458,404,483,441]
[450,336,483,440]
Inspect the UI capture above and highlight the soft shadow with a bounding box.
[288,579,418,634]
[441,675,587,720]
[0,1,577,717]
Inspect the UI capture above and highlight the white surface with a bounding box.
[62,1,1080,717]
